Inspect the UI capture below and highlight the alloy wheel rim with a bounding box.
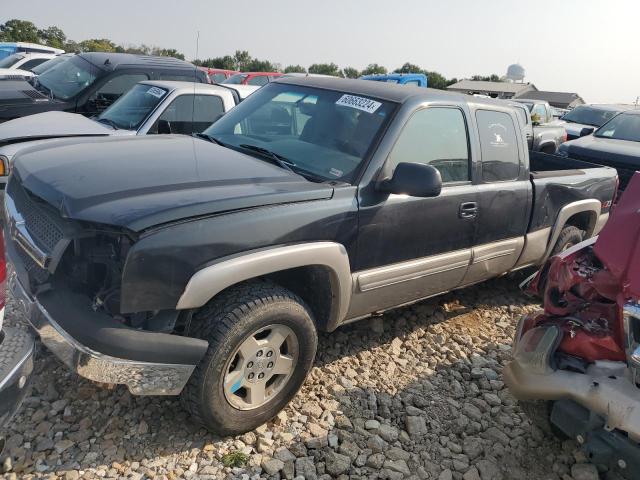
[222,324,299,410]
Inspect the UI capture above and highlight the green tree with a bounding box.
[284,64,306,74]
[361,63,387,76]
[394,62,422,74]
[424,71,450,89]
[79,38,117,52]
[38,26,66,49]
[233,50,252,70]
[246,58,277,72]
[152,47,184,60]
[308,63,342,77]
[197,55,236,70]
[0,19,40,42]
[342,67,360,79]
[62,40,81,53]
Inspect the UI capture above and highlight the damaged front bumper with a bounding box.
[9,272,208,396]
[505,315,640,478]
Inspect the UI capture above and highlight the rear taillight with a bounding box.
[0,229,5,310]
[561,130,568,143]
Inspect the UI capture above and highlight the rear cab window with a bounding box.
[476,110,521,182]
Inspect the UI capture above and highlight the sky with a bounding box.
[3,0,639,103]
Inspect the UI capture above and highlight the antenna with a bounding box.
[192,31,200,135]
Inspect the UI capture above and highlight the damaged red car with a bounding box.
[504,172,640,479]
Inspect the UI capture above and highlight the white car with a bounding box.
[0,52,58,79]
[0,80,260,193]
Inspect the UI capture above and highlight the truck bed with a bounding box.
[529,151,609,178]
[528,151,617,233]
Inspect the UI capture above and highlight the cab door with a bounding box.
[350,106,478,318]
[459,108,531,286]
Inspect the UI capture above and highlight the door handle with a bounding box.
[459,202,478,219]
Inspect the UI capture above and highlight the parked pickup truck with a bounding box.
[0,81,259,195]
[556,104,636,140]
[505,173,640,480]
[558,109,640,192]
[5,77,617,435]
[360,73,428,87]
[512,99,567,153]
[0,52,208,123]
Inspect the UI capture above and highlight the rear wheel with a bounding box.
[551,225,583,256]
[181,281,317,435]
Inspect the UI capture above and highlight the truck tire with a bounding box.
[181,281,317,435]
[551,225,583,256]
[519,400,566,439]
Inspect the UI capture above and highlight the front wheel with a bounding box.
[181,281,317,435]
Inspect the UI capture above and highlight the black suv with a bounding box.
[0,53,207,122]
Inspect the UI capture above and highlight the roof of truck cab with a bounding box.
[80,52,198,72]
[274,76,511,107]
[138,80,259,99]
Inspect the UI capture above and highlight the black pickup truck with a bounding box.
[0,52,207,123]
[5,77,616,434]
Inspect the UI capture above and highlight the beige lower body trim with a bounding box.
[513,227,552,269]
[593,212,609,236]
[460,237,524,286]
[347,249,471,318]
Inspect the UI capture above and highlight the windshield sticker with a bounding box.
[329,167,344,177]
[146,86,166,99]
[335,94,381,114]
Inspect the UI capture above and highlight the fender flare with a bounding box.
[542,199,601,262]
[176,242,353,326]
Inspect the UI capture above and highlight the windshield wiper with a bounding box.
[238,144,297,173]
[193,132,227,146]
[96,117,120,130]
[33,79,54,100]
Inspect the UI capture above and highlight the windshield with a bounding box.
[595,113,640,142]
[37,55,99,100]
[31,55,68,75]
[203,83,396,183]
[562,105,622,127]
[515,101,534,112]
[0,53,24,68]
[222,74,248,85]
[97,83,168,130]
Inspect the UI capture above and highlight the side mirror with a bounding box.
[157,119,172,134]
[580,127,595,137]
[378,162,442,197]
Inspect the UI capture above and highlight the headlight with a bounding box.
[513,325,561,374]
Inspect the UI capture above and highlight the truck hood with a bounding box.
[13,135,334,231]
[593,172,640,299]
[0,68,33,79]
[564,134,640,169]
[0,111,113,145]
[0,80,70,119]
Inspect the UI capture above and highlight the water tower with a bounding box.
[505,63,525,83]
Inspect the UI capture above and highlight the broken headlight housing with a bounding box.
[513,325,562,375]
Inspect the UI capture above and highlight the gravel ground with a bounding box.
[1,277,603,480]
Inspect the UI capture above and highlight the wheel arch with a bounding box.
[542,199,600,262]
[176,242,352,332]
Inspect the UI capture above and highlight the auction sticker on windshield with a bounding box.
[336,94,381,114]
[146,86,166,98]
